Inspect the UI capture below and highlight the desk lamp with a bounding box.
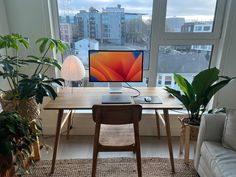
[61,55,86,88]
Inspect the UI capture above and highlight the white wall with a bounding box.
[0,0,10,91]
[214,0,236,109]
[2,0,58,131]
[0,0,9,34]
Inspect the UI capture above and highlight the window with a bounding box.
[57,0,153,72]
[56,0,225,88]
[147,0,225,87]
[157,45,212,87]
[165,0,217,33]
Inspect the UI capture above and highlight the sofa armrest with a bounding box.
[194,114,226,170]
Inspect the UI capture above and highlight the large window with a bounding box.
[57,0,153,71]
[56,0,225,88]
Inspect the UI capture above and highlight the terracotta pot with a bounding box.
[0,93,40,121]
[0,154,16,177]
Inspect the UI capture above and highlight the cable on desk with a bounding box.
[123,82,140,97]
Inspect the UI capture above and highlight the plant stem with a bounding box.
[42,65,50,74]
[15,49,19,96]
[34,46,50,75]
[199,106,207,120]
[6,76,14,92]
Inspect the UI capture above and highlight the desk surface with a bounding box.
[44,87,182,110]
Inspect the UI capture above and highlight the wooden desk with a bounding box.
[44,87,182,174]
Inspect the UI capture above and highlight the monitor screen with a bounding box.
[89,50,143,82]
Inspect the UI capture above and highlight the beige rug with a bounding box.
[25,158,198,177]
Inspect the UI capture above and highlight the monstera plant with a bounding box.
[165,67,235,125]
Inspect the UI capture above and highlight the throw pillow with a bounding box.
[222,109,236,151]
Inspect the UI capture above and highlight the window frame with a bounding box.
[51,0,226,87]
[148,0,226,86]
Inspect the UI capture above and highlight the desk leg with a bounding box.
[66,110,72,140]
[155,109,161,139]
[163,109,175,173]
[50,109,64,174]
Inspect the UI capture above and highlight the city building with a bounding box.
[74,38,99,67]
[59,23,78,44]
[181,22,195,32]
[125,13,145,43]
[165,17,185,32]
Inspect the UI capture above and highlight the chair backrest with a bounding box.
[92,104,142,125]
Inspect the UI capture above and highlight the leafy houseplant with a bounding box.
[165,67,235,125]
[0,34,68,173]
[0,111,40,176]
[0,33,68,104]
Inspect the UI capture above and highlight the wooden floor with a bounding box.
[40,136,195,160]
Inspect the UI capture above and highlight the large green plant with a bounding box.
[0,34,69,103]
[165,67,235,125]
[0,111,40,174]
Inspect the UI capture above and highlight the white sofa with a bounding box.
[194,114,236,177]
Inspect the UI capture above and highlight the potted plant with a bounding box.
[0,33,68,161]
[0,111,40,176]
[165,67,235,126]
[0,33,68,108]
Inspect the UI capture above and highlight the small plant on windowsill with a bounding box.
[165,67,235,126]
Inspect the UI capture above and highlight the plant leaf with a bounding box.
[192,67,219,98]
[165,86,190,110]
[174,73,195,100]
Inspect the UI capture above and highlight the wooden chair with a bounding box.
[92,104,143,177]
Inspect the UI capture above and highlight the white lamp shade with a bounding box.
[61,55,86,81]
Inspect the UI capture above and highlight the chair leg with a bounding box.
[136,147,142,177]
[92,123,100,177]
[134,123,142,177]
[92,150,98,177]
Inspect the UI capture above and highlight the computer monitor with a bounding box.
[89,50,143,93]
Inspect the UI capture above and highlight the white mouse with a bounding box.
[144,97,152,102]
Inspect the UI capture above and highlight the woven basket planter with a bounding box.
[0,93,40,121]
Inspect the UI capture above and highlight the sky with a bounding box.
[58,0,216,21]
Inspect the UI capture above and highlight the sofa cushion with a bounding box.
[201,141,236,177]
[222,109,236,151]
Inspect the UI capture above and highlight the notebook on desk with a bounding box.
[102,94,132,104]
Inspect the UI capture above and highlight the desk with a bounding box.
[44,87,182,174]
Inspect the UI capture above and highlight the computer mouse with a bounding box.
[144,96,152,102]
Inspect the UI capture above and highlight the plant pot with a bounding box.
[180,117,199,140]
[0,93,40,121]
[0,154,16,177]
[182,117,201,126]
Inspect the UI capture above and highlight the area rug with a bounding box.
[25,158,198,177]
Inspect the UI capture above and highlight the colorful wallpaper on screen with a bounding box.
[89,51,143,82]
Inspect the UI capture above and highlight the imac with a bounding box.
[89,50,143,94]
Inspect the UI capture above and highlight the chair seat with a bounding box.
[99,124,135,146]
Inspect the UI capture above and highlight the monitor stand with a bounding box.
[109,82,122,94]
